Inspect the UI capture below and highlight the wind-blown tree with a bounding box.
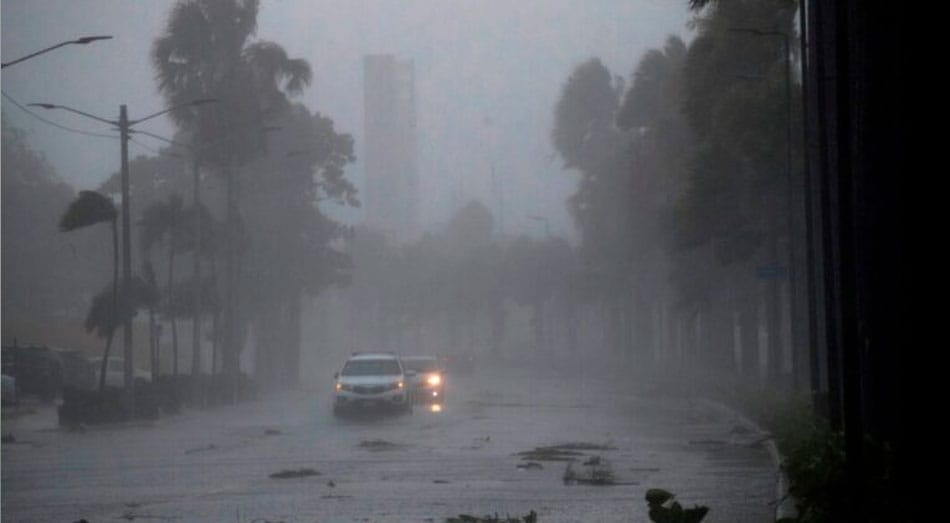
[152,0,313,382]
[142,260,161,380]
[139,193,188,374]
[242,104,357,389]
[613,35,703,368]
[59,191,120,381]
[503,235,575,359]
[175,202,222,379]
[552,58,641,358]
[678,0,803,380]
[84,276,159,391]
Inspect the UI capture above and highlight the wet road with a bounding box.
[2,366,776,522]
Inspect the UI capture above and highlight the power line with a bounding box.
[127,136,162,155]
[129,128,190,149]
[1,90,118,140]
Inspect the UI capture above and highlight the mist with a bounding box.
[2,1,913,522]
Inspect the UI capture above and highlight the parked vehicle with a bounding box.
[401,355,446,403]
[2,374,17,406]
[92,357,152,388]
[1,345,63,401]
[332,352,412,416]
[54,349,97,391]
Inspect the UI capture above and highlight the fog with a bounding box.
[2,0,689,239]
[3,1,869,521]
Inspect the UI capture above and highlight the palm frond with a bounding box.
[84,276,160,338]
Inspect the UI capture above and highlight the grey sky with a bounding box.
[1,0,691,239]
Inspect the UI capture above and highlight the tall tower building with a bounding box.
[363,54,418,241]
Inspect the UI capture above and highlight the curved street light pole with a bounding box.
[2,36,112,69]
[28,99,215,415]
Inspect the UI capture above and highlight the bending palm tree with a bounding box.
[140,194,186,375]
[59,191,118,392]
[85,277,159,391]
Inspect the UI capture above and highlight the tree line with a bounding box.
[4,0,358,395]
[549,0,804,384]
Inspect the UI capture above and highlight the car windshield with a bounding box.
[341,359,401,377]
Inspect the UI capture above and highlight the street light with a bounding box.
[2,36,112,68]
[29,98,215,411]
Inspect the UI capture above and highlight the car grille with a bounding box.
[354,385,386,394]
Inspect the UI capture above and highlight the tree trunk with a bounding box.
[286,293,302,389]
[191,157,203,381]
[169,239,178,375]
[149,306,158,381]
[99,218,119,393]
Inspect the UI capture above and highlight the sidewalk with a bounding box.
[698,397,797,521]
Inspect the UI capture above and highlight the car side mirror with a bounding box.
[333,372,339,379]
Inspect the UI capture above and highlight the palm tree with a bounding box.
[85,277,159,391]
[172,201,218,380]
[140,193,186,374]
[142,260,161,381]
[152,0,312,381]
[59,190,119,390]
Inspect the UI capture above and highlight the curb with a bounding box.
[697,398,796,521]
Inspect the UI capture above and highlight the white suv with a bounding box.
[333,353,412,415]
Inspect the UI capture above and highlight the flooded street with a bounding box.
[3,364,775,522]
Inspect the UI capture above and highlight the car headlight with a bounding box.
[396,381,404,389]
[427,374,442,386]
[335,383,353,392]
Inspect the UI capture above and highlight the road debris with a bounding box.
[358,439,402,451]
[516,446,584,461]
[268,468,320,479]
[516,462,544,470]
[563,459,615,485]
[447,510,537,523]
[184,444,217,455]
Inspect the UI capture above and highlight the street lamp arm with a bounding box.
[129,98,216,126]
[27,103,117,126]
[2,36,112,69]
[74,36,113,45]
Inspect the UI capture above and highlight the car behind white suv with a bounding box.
[333,353,412,416]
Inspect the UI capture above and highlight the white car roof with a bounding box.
[347,352,399,361]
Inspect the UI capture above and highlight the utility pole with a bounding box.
[29,98,216,416]
[119,105,135,412]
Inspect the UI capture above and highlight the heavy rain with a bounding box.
[2,1,916,522]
